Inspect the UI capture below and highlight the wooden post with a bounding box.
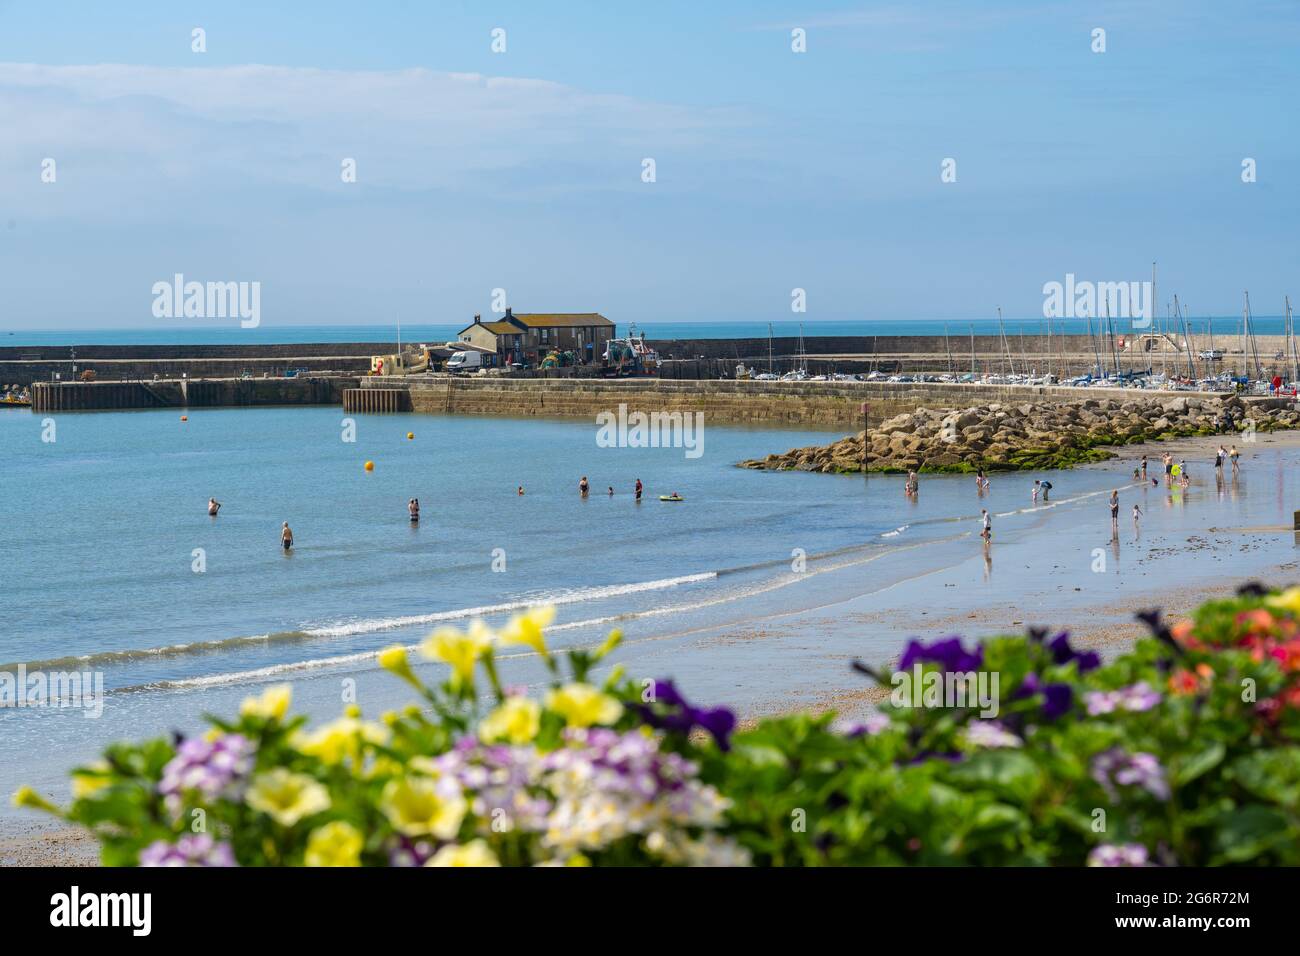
[1293,510,1300,531]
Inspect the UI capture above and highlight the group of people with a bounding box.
[579,476,646,500]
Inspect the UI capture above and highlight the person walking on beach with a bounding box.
[1230,444,1240,475]
[635,478,643,501]
[1109,490,1120,532]
[579,476,589,496]
[281,522,294,551]
[979,509,991,541]
[207,497,221,516]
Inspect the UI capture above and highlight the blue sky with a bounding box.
[0,0,1297,329]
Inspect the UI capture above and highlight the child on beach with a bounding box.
[1032,480,1040,502]
[980,509,991,541]
[1133,504,1143,526]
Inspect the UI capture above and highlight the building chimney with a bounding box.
[505,307,513,318]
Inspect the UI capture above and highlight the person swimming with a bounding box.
[281,522,294,551]
[635,478,643,501]
[517,486,525,495]
[208,497,221,516]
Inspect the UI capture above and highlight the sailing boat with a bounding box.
[781,323,811,381]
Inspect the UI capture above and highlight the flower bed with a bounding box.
[15,587,1300,866]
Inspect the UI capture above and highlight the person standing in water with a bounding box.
[1109,490,1120,532]
[517,486,525,495]
[635,478,643,501]
[208,497,221,516]
[607,486,614,496]
[1229,444,1240,475]
[1132,503,1143,527]
[579,476,589,496]
[1032,480,1040,503]
[281,522,294,551]
[979,509,991,541]
[1163,452,1173,480]
[408,498,420,522]
[1141,455,1148,480]
[1039,479,1052,500]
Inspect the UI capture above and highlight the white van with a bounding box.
[446,351,488,372]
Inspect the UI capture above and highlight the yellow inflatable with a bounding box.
[364,461,375,472]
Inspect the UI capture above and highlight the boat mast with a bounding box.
[944,323,954,376]
[996,307,1011,376]
[1288,296,1298,384]
[1244,291,1262,380]
[970,324,976,378]
[1086,313,1101,378]
[768,322,773,374]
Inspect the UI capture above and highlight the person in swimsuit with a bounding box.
[409,498,419,522]
[208,497,221,516]
[517,486,525,495]
[579,476,589,496]
[1141,455,1148,479]
[607,486,614,496]
[635,479,643,501]
[281,522,294,550]
[1215,446,1225,470]
[1163,453,1173,477]
[1032,480,1040,502]
[980,509,991,541]
[1230,445,1240,475]
[1133,504,1142,526]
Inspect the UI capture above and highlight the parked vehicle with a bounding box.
[446,350,489,373]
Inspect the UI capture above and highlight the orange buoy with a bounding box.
[364,460,374,471]
[180,415,188,422]
[407,432,414,440]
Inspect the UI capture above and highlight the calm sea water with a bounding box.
[0,317,1289,346]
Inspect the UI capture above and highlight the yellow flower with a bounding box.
[594,628,624,660]
[11,786,57,813]
[292,717,390,767]
[378,645,418,684]
[240,684,292,721]
[420,624,491,687]
[70,761,112,799]
[246,769,331,826]
[498,606,555,656]
[380,777,466,839]
[479,696,542,745]
[545,682,623,728]
[304,821,364,867]
[1265,587,1300,615]
[425,839,500,867]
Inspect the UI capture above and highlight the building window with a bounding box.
[541,329,549,344]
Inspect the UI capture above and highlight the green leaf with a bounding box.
[1214,805,1292,862]
[1173,742,1225,786]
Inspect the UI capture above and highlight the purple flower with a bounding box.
[1046,633,1101,673]
[1040,683,1074,720]
[158,733,254,810]
[1086,681,1161,716]
[963,720,1021,748]
[1091,748,1170,801]
[835,711,892,737]
[139,834,236,867]
[636,679,736,751]
[1087,843,1149,867]
[898,637,983,674]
